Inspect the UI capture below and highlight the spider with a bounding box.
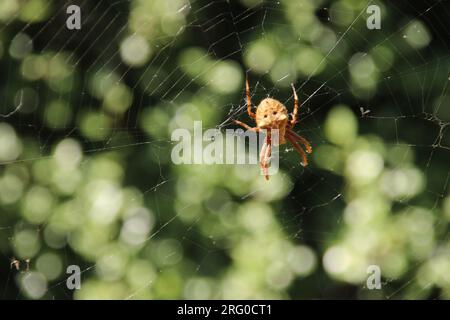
[233,75,312,180]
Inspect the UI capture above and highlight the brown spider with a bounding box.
[233,75,312,180]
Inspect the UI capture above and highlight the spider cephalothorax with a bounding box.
[233,75,312,180]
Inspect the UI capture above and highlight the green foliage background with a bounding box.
[0,0,449,299]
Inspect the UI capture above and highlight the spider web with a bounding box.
[0,0,449,299]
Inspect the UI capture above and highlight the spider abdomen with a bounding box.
[255,98,288,144]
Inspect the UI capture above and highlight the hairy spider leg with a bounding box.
[232,119,260,132]
[260,134,272,180]
[286,128,312,153]
[246,74,256,119]
[287,135,308,167]
[290,83,299,127]
[259,141,268,179]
